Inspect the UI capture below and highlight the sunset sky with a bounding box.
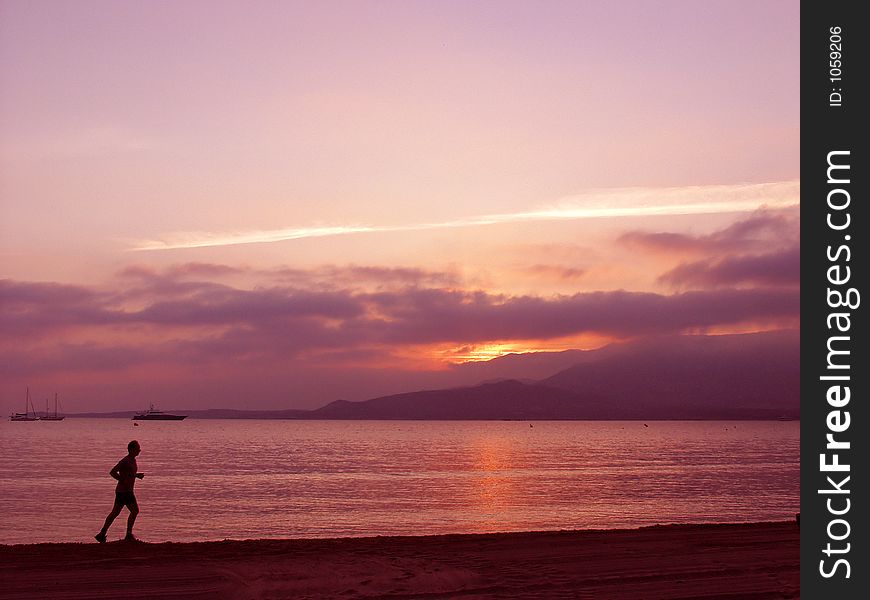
[0,1,799,412]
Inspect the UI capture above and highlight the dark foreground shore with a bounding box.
[0,522,798,600]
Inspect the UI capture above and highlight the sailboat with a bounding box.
[41,393,65,421]
[10,387,39,421]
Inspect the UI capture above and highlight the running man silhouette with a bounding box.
[95,440,145,543]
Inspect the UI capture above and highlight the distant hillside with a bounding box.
[310,330,799,420]
[70,331,799,420]
[312,380,607,420]
[445,348,593,384]
[542,329,799,418]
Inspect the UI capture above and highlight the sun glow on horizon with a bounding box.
[444,344,537,363]
[434,337,615,364]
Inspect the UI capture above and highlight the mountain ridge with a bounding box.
[69,330,798,420]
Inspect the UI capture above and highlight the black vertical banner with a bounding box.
[801,1,867,597]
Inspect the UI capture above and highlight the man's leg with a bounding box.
[96,502,123,542]
[125,501,139,539]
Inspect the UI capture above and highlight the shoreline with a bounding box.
[56,414,801,420]
[0,521,799,599]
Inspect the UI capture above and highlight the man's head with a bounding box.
[128,440,141,456]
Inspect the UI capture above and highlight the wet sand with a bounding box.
[0,522,798,599]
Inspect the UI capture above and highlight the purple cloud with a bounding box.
[619,210,797,255]
[3,276,798,377]
[359,287,798,344]
[659,244,800,288]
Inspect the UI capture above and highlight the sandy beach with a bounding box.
[0,521,797,599]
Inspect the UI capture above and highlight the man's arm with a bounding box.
[109,460,123,480]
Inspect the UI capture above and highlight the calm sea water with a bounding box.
[0,419,799,544]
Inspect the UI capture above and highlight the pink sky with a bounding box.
[0,1,799,412]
